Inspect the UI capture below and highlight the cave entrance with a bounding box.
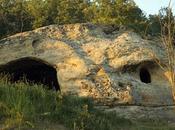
[139,67,151,83]
[0,57,60,91]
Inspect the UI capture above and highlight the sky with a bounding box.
[134,0,175,15]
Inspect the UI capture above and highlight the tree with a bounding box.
[26,0,48,28]
[160,6,175,100]
[87,0,147,34]
[152,3,175,101]
[0,0,148,39]
[45,0,60,25]
[0,0,32,38]
[56,0,90,24]
[87,0,116,24]
[147,15,161,36]
[113,0,147,32]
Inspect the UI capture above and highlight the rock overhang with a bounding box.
[0,23,173,107]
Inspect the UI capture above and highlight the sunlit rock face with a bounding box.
[0,23,173,107]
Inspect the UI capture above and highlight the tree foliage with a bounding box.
[0,0,172,39]
[0,0,32,37]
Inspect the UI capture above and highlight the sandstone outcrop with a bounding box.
[0,23,174,120]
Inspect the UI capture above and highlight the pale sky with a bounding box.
[134,0,175,15]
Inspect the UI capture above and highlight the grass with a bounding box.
[0,76,175,130]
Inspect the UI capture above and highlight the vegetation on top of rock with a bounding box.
[0,0,174,39]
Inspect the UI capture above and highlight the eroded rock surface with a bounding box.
[0,24,174,111]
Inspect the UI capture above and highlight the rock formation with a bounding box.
[0,23,174,120]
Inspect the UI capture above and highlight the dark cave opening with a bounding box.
[0,57,60,91]
[139,67,151,84]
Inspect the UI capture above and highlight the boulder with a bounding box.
[0,23,174,119]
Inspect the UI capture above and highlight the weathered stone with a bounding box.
[0,23,174,109]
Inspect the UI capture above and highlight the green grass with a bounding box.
[0,77,175,130]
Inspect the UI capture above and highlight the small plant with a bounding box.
[73,104,91,130]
